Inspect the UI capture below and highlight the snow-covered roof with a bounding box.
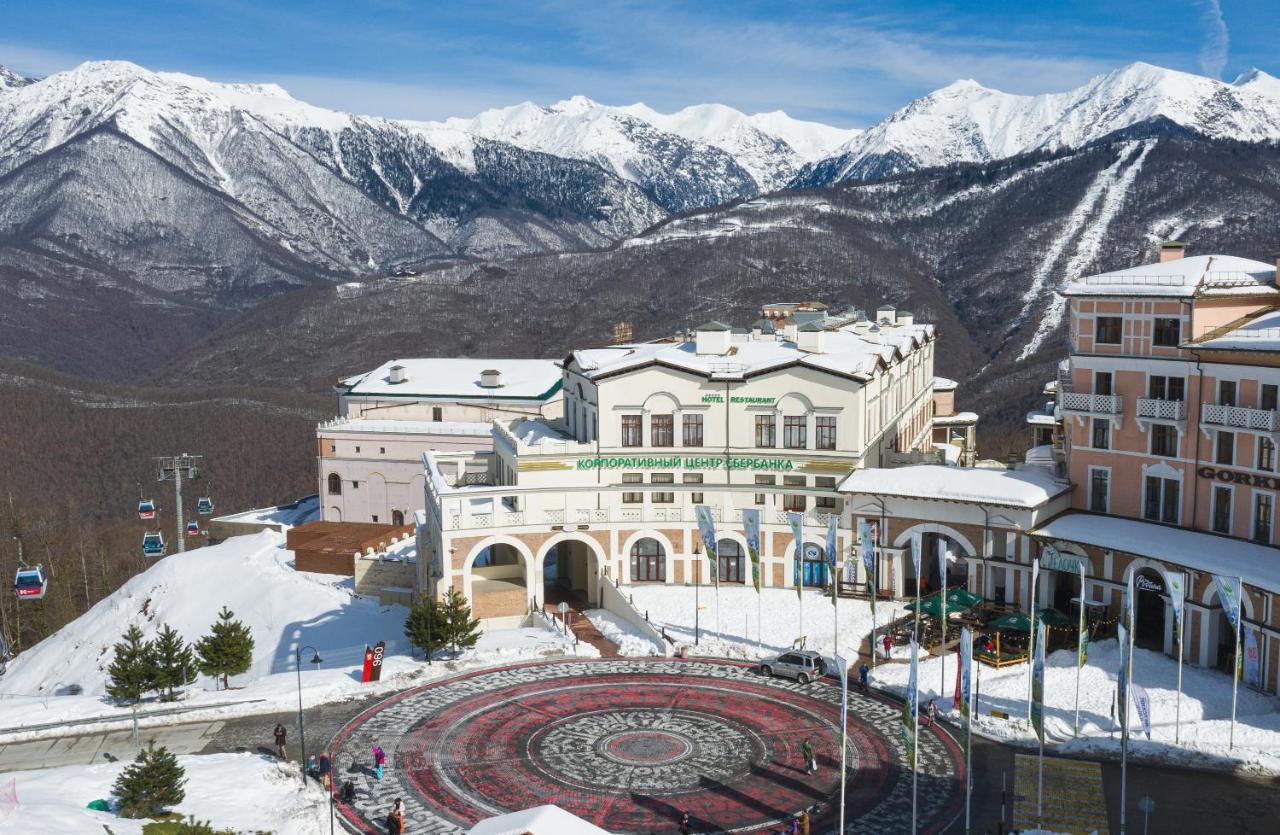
[468,805,612,835]
[319,418,493,436]
[1064,255,1278,298]
[341,358,562,401]
[839,464,1069,508]
[1192,307,1280,352]
[571,321,934,382]
[1033,512,1280,595]
[509,419,572,445]
[932,411,979,426]
[932,376,958,391]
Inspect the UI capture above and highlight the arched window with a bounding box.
[717,539,745,583]
[327,473,342,495]
[630,537,666,582]
[800,542,829,588]
[392,509,405,527]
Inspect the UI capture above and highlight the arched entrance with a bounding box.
[630,538,666,583]
[1133,567,1167,651]
[801,542,828,587]
[392,509,405,527]
[717,539,745,584]
[543,538,601,608]
[469,541,530,619]
[1204,586,1240,673]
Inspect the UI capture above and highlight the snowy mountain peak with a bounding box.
[0,64,36,90]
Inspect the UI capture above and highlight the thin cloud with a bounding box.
[0,41,86,77]
[1195,0,1230,78]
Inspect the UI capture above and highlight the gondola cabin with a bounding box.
[196,497,214,515]
[142,532,166,557]
[137,499,157,520]
[14,566,48,600]
[187,520,201,536]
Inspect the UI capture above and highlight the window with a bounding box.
[622,473,643,504]
[1216,430,1235,466]
[1254,493,1274,544]
[1091,418,1110,450]
[379,447,385,454]
[1095,317,1122,344]
[683,473,703,504]
[755,415,776,447]
[352,481,360,489]
[1263,384,1279,412]
[630,538,666,582]
[1094,371,1113,396]
[651,414,674,446]
[1152,317,1181,347]
[1260,437,1276,472]
[392,510,404,526]
[717,539,744,583]
[682,414,704,447]
[783,475,806,512]
[371,515,379,523]
[754,475,774,505]
[1150,424,1178,457]
[1143,476,1179,524]
[354,446,361,453]
[1212,485,1233,535]
[1089,468,1110,513]
[1148,375,1185,401]
[327,473,342,495]
[783,416,807,449]
[651,472,675,503]
[1219,380,1237,407]
[432,406,443,422]
[815,476,837,510]
[621,415,642,447]
[815,416,837,450]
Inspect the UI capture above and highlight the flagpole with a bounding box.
[1036,623,1045,831]
[1175,587,1184,745]
[1075,565,1085,738]
[912,641,919,835]
[1120,579,1133,835]
[1231,582,1241,750]
[869,529,878,673]
[1026,562,1038,726]
[939,533,947,698]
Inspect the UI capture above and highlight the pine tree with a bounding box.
[106,624,157,704]
[194,606,255,690]
[112,742,186,818]
[438,587,481,653]
[404,593,447,659]
[152,622,198,701]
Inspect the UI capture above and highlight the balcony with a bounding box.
[1201,403,1280,433]
[1061,392,1123,415]
[1136,398,1187,421]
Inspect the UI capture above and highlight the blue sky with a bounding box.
[1,1,1274,127]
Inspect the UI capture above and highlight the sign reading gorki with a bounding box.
[576,455,796,471]
[1198,465,1280,490]
[700,394,776,405]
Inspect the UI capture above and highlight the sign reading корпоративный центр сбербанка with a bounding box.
[575,456,796,470]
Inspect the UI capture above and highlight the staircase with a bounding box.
[544,586,620,657]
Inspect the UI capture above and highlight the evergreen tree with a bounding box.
[438,587,481,653]
[404,593,447,659]
[112,742,186,818]
[194,606,254,690]
[106,624,157,704]
[152,622,198,701]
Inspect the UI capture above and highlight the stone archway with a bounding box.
[892,525,977,597]
[537,532,605,609]
[463,536,535,620]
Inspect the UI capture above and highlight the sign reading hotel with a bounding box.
[700,394,776,405]
[576,455,795,471]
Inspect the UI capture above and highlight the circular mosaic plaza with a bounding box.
[328,658,964,834]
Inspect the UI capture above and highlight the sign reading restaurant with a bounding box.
[576,455,796,471]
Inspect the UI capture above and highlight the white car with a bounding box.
[758,650,826,684]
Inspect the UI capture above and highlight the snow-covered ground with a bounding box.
[875,638,1280,774]
[624,584,906,668]
[583,609,665,656]
[0,532,588,739]
[0,753,329,834]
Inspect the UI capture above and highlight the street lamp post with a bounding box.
[693,542,701,645]
[295,644,323,786]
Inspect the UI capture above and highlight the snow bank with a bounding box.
[583,610,664,656]
[875,638,1280,774]
[623,584,905,668]
[0,752,329,834]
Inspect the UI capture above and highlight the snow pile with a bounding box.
[0,753,328,835]
[583,610,665,656]
[875,639,1280,773]
[623,584,906,667]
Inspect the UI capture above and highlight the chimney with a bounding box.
[479,368,503,388]
[796,322,826,353]
[896,311,914,327]
[694,321,732,355]
[388,364,408,384]
[1160,241,1186,262]
[876,304,896,325]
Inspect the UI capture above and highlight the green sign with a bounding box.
[700,394,776,405]
[576,455,795,471]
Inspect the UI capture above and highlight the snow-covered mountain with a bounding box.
[794,62,1280,186]
[0,65,33,90]
[442,96,858,201]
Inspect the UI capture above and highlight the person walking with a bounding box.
[340,780,356,803]
[273,723,287,760]
[373,743,387,780]
[798,807,811,835]
[678,809,691,834]
[802,737,817,775]
[857,662,870,694]
[882,633,894,658]
[318,752,332,790]
[387,797,405,835]
[925,698,938,728]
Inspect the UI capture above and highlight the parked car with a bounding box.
[758,650,826,684]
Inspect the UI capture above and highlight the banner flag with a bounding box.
[788,511,805,599]
[1031,558,1040,612]
[903,638,919,767]
[695,505,719,585]
[1117,621,1130,735]
[959,626,973,719]
[1214,574,1242,633]
[1245,628,1262,688]
[742,508,762,593]
[937,537,948,633]
[1031,621,1046,742]
[825,515,839,606]
[860,520,874,574]
[1168,572,1186,645]
[910,532,922,580]
[1077,563,1089,667]
[1132,683,1152,740]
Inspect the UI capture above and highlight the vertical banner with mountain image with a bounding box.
[903,638,919,768]
[826,514,839,606]
[1077,562,1089,667]
[788,511,805,599]
[1168,571,1186,646]
[1031,620,1046,742]
[695,505,719,585]
[742,508,762,593]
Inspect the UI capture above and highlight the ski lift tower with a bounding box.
[156,454,203,554]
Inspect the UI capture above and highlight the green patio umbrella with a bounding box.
[903,592,944,618]
[947,588,984,609]
[988,611,1031,632]
[1036,607,1071,628]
